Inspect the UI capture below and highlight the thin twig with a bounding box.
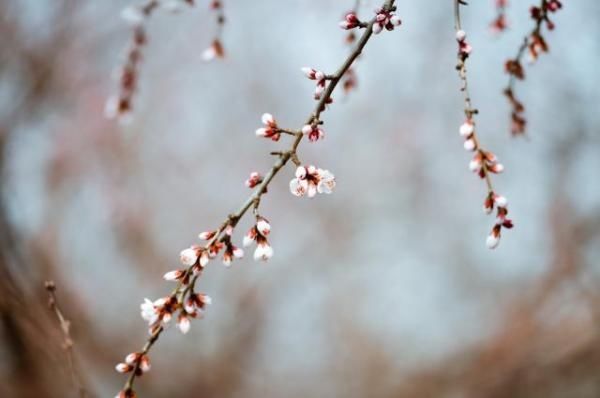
[45,281,89,398]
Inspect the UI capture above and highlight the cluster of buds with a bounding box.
[243,217,273,261]
[115,352,151,375]
[484,192,514,249]
[460,120,504,175]
[490,0,508,33]
[455,29,472,60]
[140,291,212,335]
[302,124,325,142]
[198,227,243,266]
[289,166,336,198]
[255,113,281,141]
[177,292,212,333]
[458,120,513,248]
[372,7,402,34]
[245,172,264,188]
[202,1,226,61]
[301,67,328,101]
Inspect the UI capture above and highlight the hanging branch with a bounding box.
[105,0,200,122]
[453,0,514,249]
[113,1,401,397]
[503,0,563,136]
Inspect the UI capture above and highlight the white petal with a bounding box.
[199,251,210,267]
[295,166,307,179]
[301,67,313,78]
[253,243,273,261]
[256,219,271,236]
[494,195,508,207]
[289,178,307,197]
[243,234,255,247]
[178,317,191,334]
[201,47,217,62]
[233,247,244,258]
[486,233,500,249]
[469,159,481,172]
[163,270,182,281]
[180,248,198,266]
[307,183,317,198]
[261,113,274,125]
[463,139,476,151]
[459,122,474,137]
[255,127,267,137]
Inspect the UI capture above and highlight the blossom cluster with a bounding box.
[289,166,335,198]
[339,7,401,34]
[301,67,328,101]
[372,7,402,34]
[255,113,281,141]
[243,217,273,261]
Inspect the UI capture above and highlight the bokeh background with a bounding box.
[1,0,600,397]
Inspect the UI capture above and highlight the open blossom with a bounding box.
[243,217,273,261]
[301,67,327,100]
[255,113,280,141]
[289,166,335,198]
[180,245,208,273]
[339,12,361,30]
[372,7,401,34]
[140,296,177,332]
[245,172,263,188]
[302,124,325,142]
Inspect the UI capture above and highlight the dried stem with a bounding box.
[45,281,89,398]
